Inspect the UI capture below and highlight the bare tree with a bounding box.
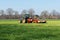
[40,10,49,19]
[50,10,59,19]
[28,8,35,17]
[48,14,53,19]
[51,10,57,16]
[6,8,14,15]
[14,11,19,19]
[0,10,5,16]
[20,9,27,18]
[6,8,14,19]
[0,10,6,19]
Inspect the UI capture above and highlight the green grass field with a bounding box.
[0,19,60,40]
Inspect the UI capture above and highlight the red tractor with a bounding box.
[20,14,46,23]
[20,17,46,23]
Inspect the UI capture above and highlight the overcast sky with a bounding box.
[0,0,60,14]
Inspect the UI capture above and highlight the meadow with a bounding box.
[0,19,60,40]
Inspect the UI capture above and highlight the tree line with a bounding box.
[0,8,60,19]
